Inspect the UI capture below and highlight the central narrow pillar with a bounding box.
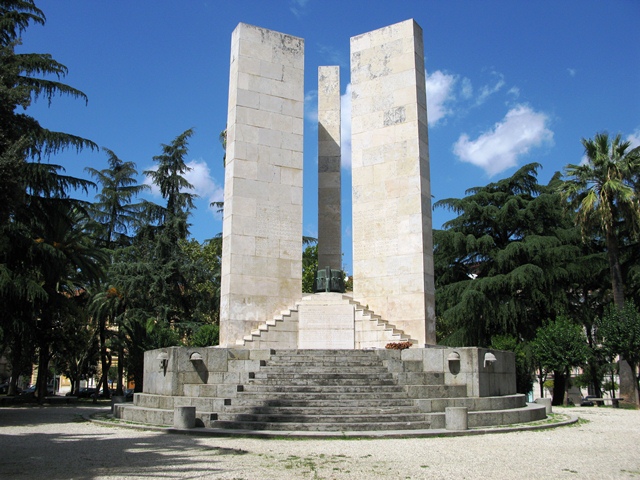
[317,66,342,270]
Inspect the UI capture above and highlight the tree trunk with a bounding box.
[605,228,624,310]
[552,371,566,406]
[98,317,111,399]
[115,341,125,396]
[131,349,144,393]
[619,360,639,406]
[8,337,22,396]
[35,342,50,403]
[584,327,603,398]
[537,369,545,398]
[604,228,639,406]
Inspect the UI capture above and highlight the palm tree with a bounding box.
[560,132,640,405]
[30,203,107,400]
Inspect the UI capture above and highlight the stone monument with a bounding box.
[317,66,342,271]
[114,21,547,435]
[350,19,436,345]
[219,23,305,347]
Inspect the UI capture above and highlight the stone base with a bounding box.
[113,346,545,432]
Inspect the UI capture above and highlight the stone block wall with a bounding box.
[220,23,305,347]
[350,19,435,345]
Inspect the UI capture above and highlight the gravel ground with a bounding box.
[0,404,638,479]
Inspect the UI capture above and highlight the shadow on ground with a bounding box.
[0,406,250,479]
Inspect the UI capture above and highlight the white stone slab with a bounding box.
[298,302,355,349]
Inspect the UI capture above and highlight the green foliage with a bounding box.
[434,164,586,346]
[179,236,222,324]
[302,243,318,293]
[85,148,149,249]
[189,323,220,347]
[596,302,640,370]
[0,0,100,399]
[530,316,589,375]
[559,132,640,309]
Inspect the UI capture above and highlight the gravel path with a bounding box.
[0,405,638,479]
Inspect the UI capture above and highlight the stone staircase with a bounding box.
[235,293,417,348]
[212,349,433,431]
[115,347,547,433]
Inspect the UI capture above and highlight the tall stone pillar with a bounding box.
[350,19,436,345]
[317,66,342,270]
[220,23,305,347]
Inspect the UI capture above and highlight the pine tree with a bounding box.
[434,164,586,346]
[86,148,148,396]
[0,0,100,400]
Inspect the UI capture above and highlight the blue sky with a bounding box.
[18,0,640,274]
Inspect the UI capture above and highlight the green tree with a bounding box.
[141,128,197,329]
[109,129,197,390]
[30,204,106,400]
[86,148,148,397]
[52,290,98,396]
[0,0,99,400]
[0,0,96,220]
[85,148,149,249]
[530,316,590,406]
[559,132,640,405]
[434,164,584,346]
[596,302,640,404]
[302,242,318,293]
[189,323,219,347]
[180,237,222,325]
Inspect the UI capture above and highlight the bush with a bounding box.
[385,341,412,350]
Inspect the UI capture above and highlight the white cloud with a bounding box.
[144,159,224,215]
[475,72,505,105]
[453,105,554,176]
[460,77,473,99]
[289,0,309,17]
[304,89,318,124]
[507,86,520,98]
[627,128,640,148]
[425,70,457,126]
[567,68,577,77]
[340,83,352,169]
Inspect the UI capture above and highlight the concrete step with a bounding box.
[211,420,432,431]
[225,397,416,408]
[422,403,547,429]
[222,405,420,415]
[248,377,396,386]
[225,392,414,407]
[217,412,428,424]
[259,365,389,371]
[239,384,405,394]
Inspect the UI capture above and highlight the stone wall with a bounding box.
[350,19,436,345]
[142,346,516,398]
[220,23,305,346]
